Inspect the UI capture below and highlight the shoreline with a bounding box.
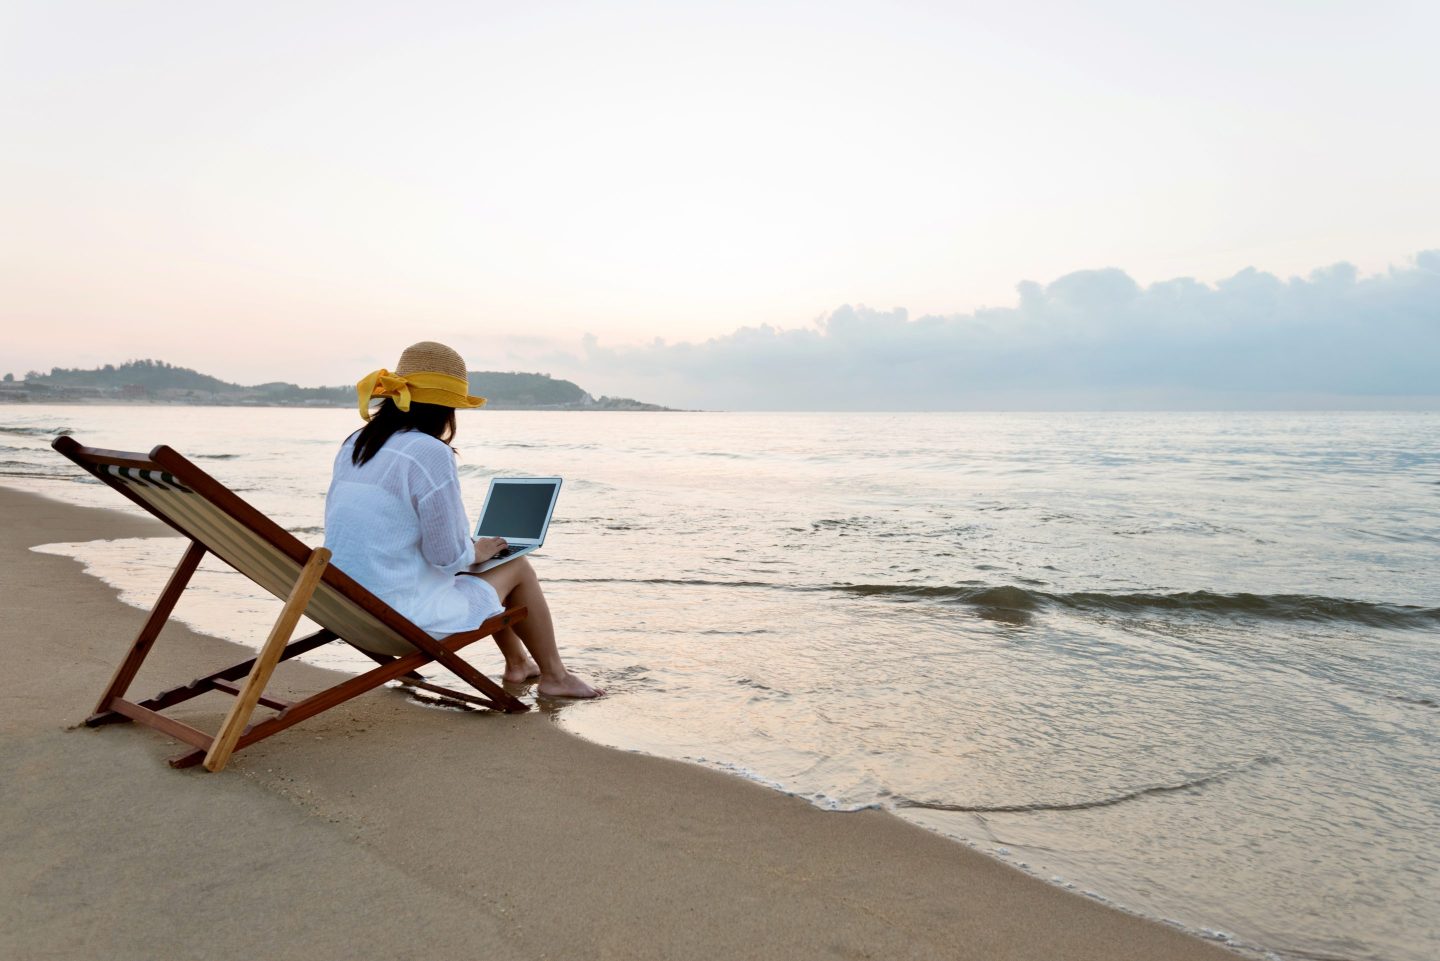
[0,483,1242,960]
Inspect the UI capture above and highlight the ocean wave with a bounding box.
[894,756,1278,814]
[547,575,1440,630]
[491,441,599,451]
[1388,693,1438,709]
[0,467,76,480]
[803,515,977,540]
[810,516,871,530]
[0,425,72,438]
[549,576,780,589]
[836,583,1440,630]
[0,458,79,481]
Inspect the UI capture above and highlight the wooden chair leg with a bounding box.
[167,608,529,769]
[92,540,207,718]
[202,548,331,773]
[395,676,502,709]
[406,632,525,710]
[168,632,481,768]
[87,629,336,727]
[354,613,527,710]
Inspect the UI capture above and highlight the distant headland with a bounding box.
[0,359,673,411]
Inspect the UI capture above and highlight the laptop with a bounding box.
[464,476,563,574]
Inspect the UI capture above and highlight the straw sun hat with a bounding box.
[356,341,486,421]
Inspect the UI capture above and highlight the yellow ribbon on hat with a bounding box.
[356,369,486,421]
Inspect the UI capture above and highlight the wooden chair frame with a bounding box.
[53,436,530,772]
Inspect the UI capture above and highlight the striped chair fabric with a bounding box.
[99,464,413,657]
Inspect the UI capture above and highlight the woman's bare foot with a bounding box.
[537,672,605,699]
[502,658,541,683]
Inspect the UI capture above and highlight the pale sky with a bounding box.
[2,0,1437,404]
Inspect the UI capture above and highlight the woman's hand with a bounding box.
[474,536,508,563]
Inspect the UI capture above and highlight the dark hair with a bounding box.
[352,399,457,466]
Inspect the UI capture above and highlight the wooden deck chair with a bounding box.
[53,436,530,773]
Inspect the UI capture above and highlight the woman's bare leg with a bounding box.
[478,558,603,698]
[492,627,540,682]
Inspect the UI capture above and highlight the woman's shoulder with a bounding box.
[386,430,457,478]
[335,429,449,465]
[389,430,453,455]
[332,431,358,466]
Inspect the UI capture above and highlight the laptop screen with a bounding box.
[476,480,559,541]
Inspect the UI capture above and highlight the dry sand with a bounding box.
[0,485,1240,961]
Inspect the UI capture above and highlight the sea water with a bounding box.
[3,406,1436,961]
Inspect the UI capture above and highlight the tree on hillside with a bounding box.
[3,373,12,382]
[34,359,235,393]
[466,370,590,406]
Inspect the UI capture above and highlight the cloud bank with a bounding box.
[536,252,1440,410]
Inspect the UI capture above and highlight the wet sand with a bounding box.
[0,485,1240,961]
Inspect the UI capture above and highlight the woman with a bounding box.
[324,341,602,699]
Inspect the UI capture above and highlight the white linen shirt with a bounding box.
[324,430,503,638]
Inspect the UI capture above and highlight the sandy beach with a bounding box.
[0,485,1241,961]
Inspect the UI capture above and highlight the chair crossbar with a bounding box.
[167,610,525,769]
[210,678,292,712]
[395,676,503,710]
[87,628,340,726]
[108,698,215,751]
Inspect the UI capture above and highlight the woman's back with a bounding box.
[324,429,488,636]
